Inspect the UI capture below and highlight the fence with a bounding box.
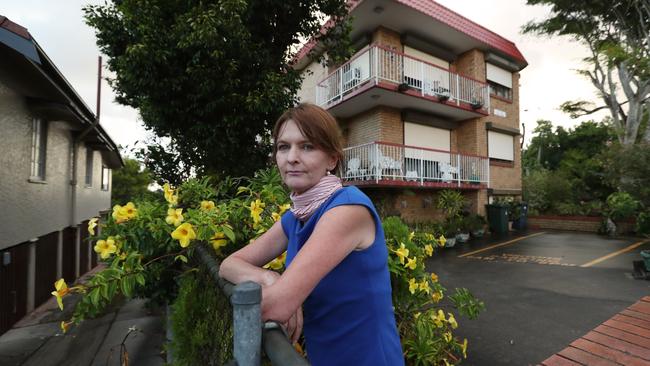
[193,243,309,366]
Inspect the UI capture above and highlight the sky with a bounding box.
[2,1,609,150]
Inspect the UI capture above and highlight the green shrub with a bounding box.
[170,270,233,365]
[606,192,639,221]
[636,211,650,237]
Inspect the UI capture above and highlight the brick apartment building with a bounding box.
[0,16,122,334]
[295,0,527,222]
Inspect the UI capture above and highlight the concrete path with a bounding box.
[427,230,650,365]
[0,270,165,366]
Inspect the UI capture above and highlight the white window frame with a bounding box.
[85,148,94,187]
[30,118,47,181]
[101,165,110,191]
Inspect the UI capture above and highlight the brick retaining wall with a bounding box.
[528,216,636,233]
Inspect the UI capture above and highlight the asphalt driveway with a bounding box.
[426,231,650,366]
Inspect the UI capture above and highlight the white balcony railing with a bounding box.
[341,141,489,187]
[316,45,490,112]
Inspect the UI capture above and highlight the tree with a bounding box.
[523,0,650,145]
[84,0,353,178]
[111,158,154,205]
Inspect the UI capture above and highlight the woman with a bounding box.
[220,103,403,366]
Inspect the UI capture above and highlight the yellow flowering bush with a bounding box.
[51,169,291,332]
[383,216,484,365]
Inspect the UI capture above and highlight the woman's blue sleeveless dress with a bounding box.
[281,186,404,366]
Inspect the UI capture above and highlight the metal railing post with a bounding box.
[456,154,461,187]
[231,281,262,366]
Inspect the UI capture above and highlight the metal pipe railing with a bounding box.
[194,244,309,366]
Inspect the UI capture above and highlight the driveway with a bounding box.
[425,231,650,365]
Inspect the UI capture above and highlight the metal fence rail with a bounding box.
[193,244,309,366]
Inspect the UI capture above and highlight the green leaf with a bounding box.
[135,273,146,287]
[221,225,236,242]
[121,277,134,298]
[90,288,101,305]
[175,255,188,263]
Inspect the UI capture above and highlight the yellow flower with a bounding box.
[60,321,72,333]
[408,278,418,294]
[461,338,468,358]
[430,273,439,283]
[118,252,127,261]
[432,291,443,303]
[414,312,421,319]
[409,231,415,241]
[88,217,98,236]
[271,212,281,222]
[163,183,178,206]
[51,279,69,310]
[424,244,433,257]
[419,281,430,294]
[448,313,458,329]
[393,243,409,265]
[443,332,452,342]
[278,203,291,214]
[405,257,417,270]
[264,251,286,270]
[94,237,117,259]
[200,200,215,211]
[112,202,137,223]
[249,199,265,224]
[165,208,184,227]
[171,223,196,248]
[211,232,228,250]
[438,235,447,247]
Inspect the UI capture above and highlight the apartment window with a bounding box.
[30,118,47,180]
[486,63,513,101]
[488,130,514,162]
[489,81,513,100]
[101,165,110,191]
[85,148,94,187]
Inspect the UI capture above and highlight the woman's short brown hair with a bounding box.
[272,103,344,174]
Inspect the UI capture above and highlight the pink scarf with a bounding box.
[290,174,342,221]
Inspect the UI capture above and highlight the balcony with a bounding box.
[341,141,489,189]
[316,45,490,119]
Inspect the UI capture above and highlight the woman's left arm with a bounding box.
[261,204,375,323]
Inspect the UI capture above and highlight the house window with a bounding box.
[489,81,512,100]
[85,148,93,187]
[30,118,47,180]
[488,130,514,162]
[486,63,513,101]
[101,165,110,191]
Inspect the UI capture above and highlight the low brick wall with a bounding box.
[528,215,636,233]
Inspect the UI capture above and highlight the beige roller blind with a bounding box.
[486,63,512,88]
[404,122,451,162]
[404,46,449,69]
[488,130,514,161]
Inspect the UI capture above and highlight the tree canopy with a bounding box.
[523,0,650,145]
[84,0,352,178]
[111,158,154,204]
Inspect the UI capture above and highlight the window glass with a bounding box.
[30,118,47,180]
[101,165,110,191]
[85,148,93,186]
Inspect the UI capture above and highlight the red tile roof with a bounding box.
[294,0,526,65]
[0,15,31,40]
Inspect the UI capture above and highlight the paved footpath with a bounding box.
[0,268,166,366]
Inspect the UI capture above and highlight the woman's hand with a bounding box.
[282,306,303,344]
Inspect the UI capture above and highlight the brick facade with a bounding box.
[528,216,636,234]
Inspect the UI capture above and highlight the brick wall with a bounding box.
[528,216,636,234]
[453,49,486,81]
[379,107,403,144]
[342,107,382,147]
[372,26,402,50]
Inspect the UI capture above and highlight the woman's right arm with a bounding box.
[219,220,289,287]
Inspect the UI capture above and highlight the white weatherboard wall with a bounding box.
[0,78,112,250]
[404,122,451,163]
[488,130,514,161]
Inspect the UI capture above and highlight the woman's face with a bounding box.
[275,119,337,194]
